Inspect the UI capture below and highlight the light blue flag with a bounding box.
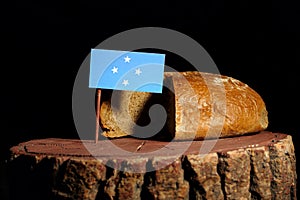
[89,49,165,93]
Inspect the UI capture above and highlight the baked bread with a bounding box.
[99,71,268,140]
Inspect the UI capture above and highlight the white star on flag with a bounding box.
[124,56,131,63]
[135,68,142,76]
[111,66,118,74]
[122,79,129,86]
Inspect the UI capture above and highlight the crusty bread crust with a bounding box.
[100,71,268,140]
[171,71,268,140]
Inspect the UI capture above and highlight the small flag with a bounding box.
[89,49,165,93]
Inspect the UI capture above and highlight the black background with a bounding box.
[1,0,299,198]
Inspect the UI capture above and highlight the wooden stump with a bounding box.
[8,132,297,200]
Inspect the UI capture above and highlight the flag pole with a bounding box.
[95,89,101,143]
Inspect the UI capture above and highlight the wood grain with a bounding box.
[9,132,297,199]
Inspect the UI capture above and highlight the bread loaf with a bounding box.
[99,71,268,140]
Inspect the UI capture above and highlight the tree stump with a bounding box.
[8,131,297,200]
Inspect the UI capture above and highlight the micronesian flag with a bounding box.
[89,49,165,93]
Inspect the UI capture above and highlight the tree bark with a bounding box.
[8,131,297,200]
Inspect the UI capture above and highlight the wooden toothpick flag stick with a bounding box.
[95,89,101,143]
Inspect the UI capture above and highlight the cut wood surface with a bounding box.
[9,131,297,200]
